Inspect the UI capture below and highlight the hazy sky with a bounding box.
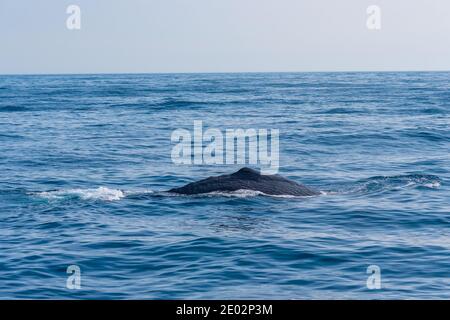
[1,0,449,74]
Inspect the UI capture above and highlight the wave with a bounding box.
[320,107,368,115]
[0,105,29,112]
[31,187,305,202]
[33,187,125,201]
[326,174,441,195]
[29,174,441,203]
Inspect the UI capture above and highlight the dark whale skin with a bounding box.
[169,167,320,196]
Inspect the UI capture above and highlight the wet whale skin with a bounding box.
[169,167,320,196]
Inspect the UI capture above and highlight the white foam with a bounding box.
[123,189,155,196]
[36,187,125,201]
[192,189,305,198]
[424,181,441,189]
[202,189,266,198]
[320,190,336,195]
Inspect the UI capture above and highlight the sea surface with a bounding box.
[0,72,449,299]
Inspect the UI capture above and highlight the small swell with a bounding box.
[327,174,442,196]
[320,107,367,115]
[0,106,28,112]
[33,187,125,201]
[31,187,158,202]
[420,107,447,115]
[29,174,441,203]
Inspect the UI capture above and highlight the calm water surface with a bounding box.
[0,72,449,299]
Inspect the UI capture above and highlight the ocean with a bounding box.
[0,72,449,299]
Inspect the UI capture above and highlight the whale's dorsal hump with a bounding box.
[232,167,260,178]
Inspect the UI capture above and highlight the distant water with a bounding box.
[0,72,449,299]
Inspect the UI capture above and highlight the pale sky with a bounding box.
[1,0,449,74]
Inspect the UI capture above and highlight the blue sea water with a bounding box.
[0,72,449,299]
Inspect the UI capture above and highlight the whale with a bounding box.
[169,167,320,196]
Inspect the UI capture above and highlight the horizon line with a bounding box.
[1,69,450,77]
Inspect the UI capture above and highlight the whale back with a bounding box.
[169,167,319,196]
